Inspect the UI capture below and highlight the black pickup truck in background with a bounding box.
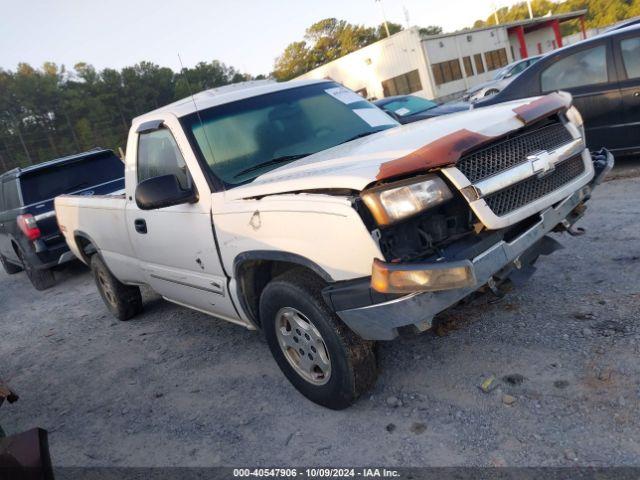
[0,149,124,290]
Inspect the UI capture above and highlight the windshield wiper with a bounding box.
[233,153,312,178]
[338,129,386,146]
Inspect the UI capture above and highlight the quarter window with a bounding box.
[137,128,190,189]
[541,45,608,91]
[620,37,640,79]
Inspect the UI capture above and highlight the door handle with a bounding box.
[134,219,147,234]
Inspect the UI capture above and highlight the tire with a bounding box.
[17,251,55,291]
[90,254,142,321]
[484,88,500,97]
[260,269,377,410]
[0,254,22,275]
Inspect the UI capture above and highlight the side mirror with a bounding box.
[135,174,198,210]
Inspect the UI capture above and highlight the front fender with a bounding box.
[214,193,382,282]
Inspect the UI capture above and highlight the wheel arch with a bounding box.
[73,230,100,265]
[233,251,333,328]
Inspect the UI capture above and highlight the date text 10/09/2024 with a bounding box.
[233,468,401,478]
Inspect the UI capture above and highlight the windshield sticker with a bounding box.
[353,108,396,127]
[394,107,410,116]
[325,87,365,105]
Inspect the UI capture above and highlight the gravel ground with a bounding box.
[1,173,639,468]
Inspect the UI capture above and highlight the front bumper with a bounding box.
[336,149,614,340]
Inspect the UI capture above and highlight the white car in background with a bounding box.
[464,55,542,102]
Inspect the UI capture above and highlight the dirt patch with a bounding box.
[0,177,639,467]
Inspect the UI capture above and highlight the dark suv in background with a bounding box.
[0,149,124,290]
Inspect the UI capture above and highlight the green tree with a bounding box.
[273,18,409,81]
[0,59,256,173]
[472,0,637,34]
[419,25,443,36]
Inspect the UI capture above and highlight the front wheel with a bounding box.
[260,270,377,409]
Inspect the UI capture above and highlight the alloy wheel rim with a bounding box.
[97,271,117,306]
[274,307,331,385]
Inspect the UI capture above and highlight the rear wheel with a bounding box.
[484,88,500,97]
[260,270,377,410]
[91,254,142,321]
[0,254,22,275]
[17,251,55,291]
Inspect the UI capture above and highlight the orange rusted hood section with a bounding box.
[513,92,570,125]
[376,129,492,180]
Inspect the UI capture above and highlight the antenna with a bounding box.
[177,53,221,189]
[374,0,391,37]
[403,5,410,28]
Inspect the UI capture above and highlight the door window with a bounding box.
[509,61,528,76]
[620,37,640,79]
[541,45,608,91]
[137,128,189,188]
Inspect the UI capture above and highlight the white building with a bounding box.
[297,11,587,102]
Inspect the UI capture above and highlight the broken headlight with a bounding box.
[361,174,453,226]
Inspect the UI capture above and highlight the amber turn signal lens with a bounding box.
[371,258,476,293]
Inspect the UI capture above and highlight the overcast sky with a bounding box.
[1,0,524,76]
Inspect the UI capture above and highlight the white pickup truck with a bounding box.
[55,79,613,409]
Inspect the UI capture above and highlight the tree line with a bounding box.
[0,60,262,173]
[272,18,442,80]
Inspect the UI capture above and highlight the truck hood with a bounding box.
[225,94,571,200]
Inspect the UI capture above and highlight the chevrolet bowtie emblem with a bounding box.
[528,150,556,178]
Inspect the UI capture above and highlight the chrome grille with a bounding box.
[484,155,585,217]
[457,122,574,183]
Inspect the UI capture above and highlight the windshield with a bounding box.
[181,82,397,186]
[380,96,438,117]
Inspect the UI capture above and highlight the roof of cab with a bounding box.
[133,78,331,123]
[0,148,115,180]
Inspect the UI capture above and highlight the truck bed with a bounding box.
[54,194,135,276]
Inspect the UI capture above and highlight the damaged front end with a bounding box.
[326,113,614,340]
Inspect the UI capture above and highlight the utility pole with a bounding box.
[526,0,534,19]
[375,0,391,37]
[492,3,500,24]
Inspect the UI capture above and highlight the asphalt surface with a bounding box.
[0,170,638,467]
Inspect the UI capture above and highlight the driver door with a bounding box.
[125,120,240,322]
